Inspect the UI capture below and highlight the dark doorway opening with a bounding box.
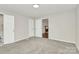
[42,19,48,38]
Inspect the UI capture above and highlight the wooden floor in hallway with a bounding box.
[0,37,78,54]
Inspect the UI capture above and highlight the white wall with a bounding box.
[76,5,79,50]
[35,10,76,43]
[49,10,76,43]
[0,9,76,44]
[0,10,31,42]
[14,15,30,41]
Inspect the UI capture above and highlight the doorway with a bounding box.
[42,19,48,38]
[0,14,3,44]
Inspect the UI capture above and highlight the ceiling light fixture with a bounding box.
[33,4,39,8]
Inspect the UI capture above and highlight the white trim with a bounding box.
[15,36,30,43]
[50,38,75,44]
[0,12,5,15]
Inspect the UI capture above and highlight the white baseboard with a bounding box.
[49,38,75,44]
[15,36,30,42]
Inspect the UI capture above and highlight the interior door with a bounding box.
[3,14,14,44]
[35,19,42,37]
[28,19,34,37]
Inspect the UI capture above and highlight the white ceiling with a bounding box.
[0,4,77,17]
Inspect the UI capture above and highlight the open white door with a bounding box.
[35,19,42,37]
[3,14,14,44]
[28,19,34,37]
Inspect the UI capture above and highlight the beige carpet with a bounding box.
[0,37,78,54]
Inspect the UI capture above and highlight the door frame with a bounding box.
[35,17,50,39]
[0,12,15,44]
[0,12,5,43]
[42,18,49,38]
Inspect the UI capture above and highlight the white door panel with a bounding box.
[28,19,34,37]
[4,14,14,44]
[35,19,42,37]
